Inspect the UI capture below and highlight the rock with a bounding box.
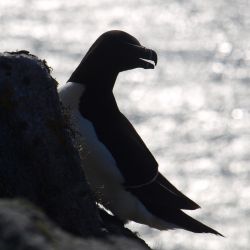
[0,199,148,250]
[0,51,101,236]
[0,51,151,249]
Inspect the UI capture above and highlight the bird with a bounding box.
[58,30,223,236]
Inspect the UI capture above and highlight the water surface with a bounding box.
[1,1,250,249]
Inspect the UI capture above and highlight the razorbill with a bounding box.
[58,30,222,236]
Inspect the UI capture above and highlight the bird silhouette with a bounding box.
[58,30,222,236]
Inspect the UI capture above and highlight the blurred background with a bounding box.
[1,0,250,249]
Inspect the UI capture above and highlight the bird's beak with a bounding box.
[122,43,158,70]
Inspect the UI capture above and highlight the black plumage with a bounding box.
[65,30,223,236]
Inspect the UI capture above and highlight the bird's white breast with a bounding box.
[58,82,124,185]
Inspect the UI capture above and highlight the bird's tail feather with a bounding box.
[161,209,224,236]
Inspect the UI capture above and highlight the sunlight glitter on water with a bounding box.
[1,0,250,249]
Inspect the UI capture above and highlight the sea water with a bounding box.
[1,0,250,249]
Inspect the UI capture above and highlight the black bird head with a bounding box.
[68,30,157,89]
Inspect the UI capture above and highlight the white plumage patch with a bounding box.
[58,81,176,230]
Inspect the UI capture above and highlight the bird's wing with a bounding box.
[96,111,200,210]
[129,173,200,210]
[156,173,200,209]
[94,111,159,187]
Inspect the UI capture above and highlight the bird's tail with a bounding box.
[163,209,224,236]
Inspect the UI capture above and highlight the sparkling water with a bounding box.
[1,0,250,249]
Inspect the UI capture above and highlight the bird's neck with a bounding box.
[68,62,119,92]
[76,71,120,118]
[68,63,120,117]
